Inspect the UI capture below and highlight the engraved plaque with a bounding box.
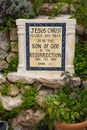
[26,23,66,70]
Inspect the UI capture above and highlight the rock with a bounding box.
[10,41,18,52]
[85,29,87,35]
[20,85,31,94]
[0,60,8,71]
[33,82,42,90]
[42,3,71,14]
[0,94,22,111]
[8,84,20,97]
[0,31,10,52]
[69,77,81,88]
[0,73,6,85]
[37,78,65,88]
[12,109,45,127]
[13,126,22,130]
[76,25,85,35]
[0,48,8,60]
[82,80,87,87]
[10,28,18,41]
[6,52,17,63]
[36,90,53,106]
[7,72,66,88]
[7,72,35,84]
[61,3,69,14]
[70,4,75,13]
[73,0,79,2]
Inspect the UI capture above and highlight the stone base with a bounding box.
[7,72,66,88]
[0,73,6,84]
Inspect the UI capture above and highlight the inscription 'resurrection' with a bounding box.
[26,23,66,70]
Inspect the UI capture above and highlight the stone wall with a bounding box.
[0,3,87,130]
[0,31,9,71]
[0,30,18,72]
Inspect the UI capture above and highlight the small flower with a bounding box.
[28,1,32,6]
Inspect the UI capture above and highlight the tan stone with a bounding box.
[7,72,66,88]
[0,73,6,85]
[10,28,18,41]
[6,52,17,63]
[12,109,45,127]
[0,94,22,110]
[10,42,18,52]
[69,77,81,88]
[36,90,53,106]
[9,84,20,97]
[0,60,8,71]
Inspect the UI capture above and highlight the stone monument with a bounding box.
[7,16,76,87]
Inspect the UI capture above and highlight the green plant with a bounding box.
[60,0,72,4]
[1,82,11,95]
[0,0,34,31]
[15,82,25,89]
[22,87,39,109]
[42,86,87,130]
[48,3,62,18]
[60,0,73,13]
[74,0,87,28]
[74,43,87,80]
[8,56,18,71]
[0,101,21,130]
[3,56,18,76]
[30,0,44,16]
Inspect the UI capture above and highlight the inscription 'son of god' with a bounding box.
[26,23,66,70]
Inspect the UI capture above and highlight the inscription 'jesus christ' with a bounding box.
[26,22,66,70]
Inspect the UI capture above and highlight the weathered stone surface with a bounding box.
[9,84,20,97]
[42,3,74,15]
[10,28,18,41]
[33,82,42,90]
[82,80,87,87]
[6,52,17,63]
[0,94,22,111]
[12,109,45,127]
[85,29,87,35]
[76,25,85,35]
[10,41,18,52]
[0,73,6,84]
[36,90,53,106]
[13,126,22,130]
[0,31,10,51]
[70,4,75,13]
[0,60,8,71]
[69,77,81,88]
[37,78,66,88]
[61,3,69,14]
[73,0,79,2]
[7,72,66,88]
[0,48,8,60]
[7,72,35,84]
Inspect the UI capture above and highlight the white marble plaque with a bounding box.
[15,17,76,78]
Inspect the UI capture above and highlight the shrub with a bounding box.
[74,0,87,28]
[43,86,87,130]
[0,0,34,31]
[22,87,39,109]
[30,0,44,15]
[74,43,87,80]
